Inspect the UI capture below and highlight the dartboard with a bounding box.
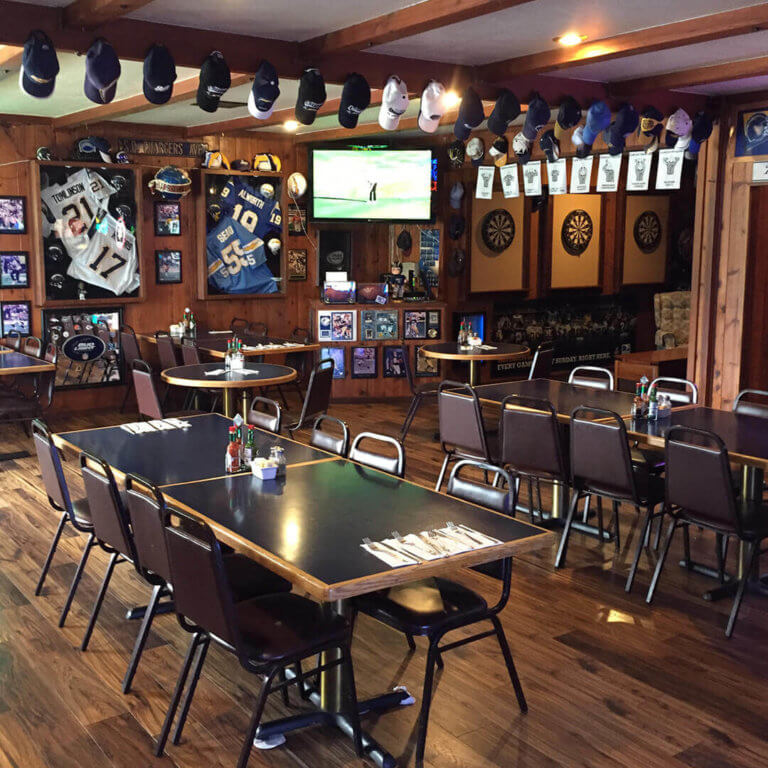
[634,210,662,254]
[481,209,515,253]
[561,209,593,256]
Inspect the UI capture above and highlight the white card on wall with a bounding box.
[500,164,520,198]
[570,155,593,193]
[626,151,651,191]
[522,161,542,196]
[596,154,621,192]
[546,158,568,195]
[475,165,495,199]
[752,161,768,182]
[655,148,684,190]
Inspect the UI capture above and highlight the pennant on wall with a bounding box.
[570,155,593,194]
[655,148,684,190]
[522,160,542,196]
[596,154,621,192]
[500,163,520,198]
[475,165,495,199]
[627,151,651,191]
[546,158,568,195]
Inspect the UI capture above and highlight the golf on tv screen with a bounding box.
[310,148,435,222]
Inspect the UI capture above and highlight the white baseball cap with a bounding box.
[379,75,409,131]
[449,182,464,209]
[466,136,485,165]
[418,80,446,133]
[666,108,692,141]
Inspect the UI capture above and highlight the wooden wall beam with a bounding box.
[64,0,154,29]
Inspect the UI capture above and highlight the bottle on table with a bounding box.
[648,386,658,421]
[224,339,232,371]
[231,339,244,371]
[631,382,643,418]
[269,445,287,477]
[225,426,242,473]
[243,426,256,464]
[188,310,197,337]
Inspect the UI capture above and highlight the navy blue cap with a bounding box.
[454,87,484,141]
[84,39,121,105]
[582,100,611,145]
[20,30,59,98]
[338,73,370,128]
[197,51,231,113]
[487,88,521,136]
[522,93,550,141]
[143,44,176,105]
[691,111,714,144]
[248,60,280,119]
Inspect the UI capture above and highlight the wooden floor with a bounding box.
[1,396,768,768]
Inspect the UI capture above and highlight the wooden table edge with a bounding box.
[421,346,530,362]
[161,367,297,389]
[0,361,56,374]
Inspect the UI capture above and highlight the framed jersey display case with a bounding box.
[38,163,141,304]
[201,170,284,298]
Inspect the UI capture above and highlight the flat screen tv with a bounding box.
[309,148,435,223]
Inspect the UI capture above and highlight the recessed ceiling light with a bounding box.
[555,32,587,46]
[283,120,299,131]
[443,90,461,109]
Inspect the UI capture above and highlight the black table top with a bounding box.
[624,406,768,468]
[139,332,317,357]
[474,378,636,417]
[421,342,529,360]
[161,362,295,387]
[163,459,550,600]
[56,413,334,486]
[0,352,54,374]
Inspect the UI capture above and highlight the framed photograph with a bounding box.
[1,301,31,336]
[427,310,441,339]
[40,164,139,301]
[331,310,355,341]
[382,345,407,378]
[156,250,182,284]
[357,282,389,304]
[351,346,377,378]
[415,345,440,377]
[42,307,123,388]
[154,201,181,236]
[288,205,307,235]
[362,309,398,341]
[404,310,427,339]
[288,248,307,280]
[320,346,345,379]
[0,196,26,234]
[322,281,356,304]
[0,252,29,288]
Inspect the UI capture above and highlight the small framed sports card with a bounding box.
[320,347,345,379]
[1,300,31,336]
[156,250,182,284]
[0,252,29,288]
[0,196,26,234]
[415,345,440,377]
[404,310,427,339]
[351,346,377,378]
[382,345,407,378]
[154,201,181,236]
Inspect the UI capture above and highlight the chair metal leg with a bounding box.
[155,633,204,756]
[682,524,692,569]
[595,495,604,541]
[653,511,664,550]
[527,477,536,523]
[625,507,652,593]
[581,494,591,523]
[35,512,67,596]
[646,518,678,604]
[490,615,527,713]
[399,393,423,443]
[172,638,210,745]
[59,533,95,628]
[81,552,119,651]
[120,380,133,412]
[715,534,726,585]
[238,667,278,768]
[405,633,416,651]
[535,480,543,524]
[278,667,290,706]
[725,542,756,638]
[555,491,580,569]
[434,452,452,492]
[122,583,163,694]
[414,640,440,768]
[612,500,621,553]
[341,647,363,757]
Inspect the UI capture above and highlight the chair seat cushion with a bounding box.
[236,593,348,664]
[222,553,292,601]
[70,497,93,528]
[353,577,488,635]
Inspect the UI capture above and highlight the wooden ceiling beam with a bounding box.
[609,57,768,98]
[301,0,534,58]
[0,44,23,69]
[478,3,768,82]
[64,0,155,30]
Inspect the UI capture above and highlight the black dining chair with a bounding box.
[349,431,405,477]
[246,395,282,434]
[568,365,614,390]
[120,325,143,412]
[23,335,43,358]
[156,508,362,764]
[733,388,768,419]
[646,426,768,637]
[285,358,334,437]
[352,459,526,768]
[264,327,312,407]
[0,345,58,433]
[230,317,248,335]
[132,360,165,420]
[5,329,21,350]
[246,320,268,339]
[30,419,97,627]
[528,341,555,380]
[309,414,350,457]
[399,345,439,443]
[155,331,180,408]
[650,377,698,405]
[181,339,220,412]
[555,407,665,594]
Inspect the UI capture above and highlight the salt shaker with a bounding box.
[269,445,287,477]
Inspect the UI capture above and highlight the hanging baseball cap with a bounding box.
[295,67,326,125]
[454,86,484,141]
[83,39,120,105]
[248,60,280,119]
[581,100,611,147]
[448,139,465,167]
[513,132,532,165]
[487,88,521,136]
[639,105,664,153]
[418,80,446,133]
[489,136,508,167]
[466,136,485,166]
[686,112,714,159]
[20,30,59,98]
[602,103,638,155]
[338,72,370,128]
[449,182,464,209]
[197,51,231,113]
[143,44,176,105]
[555,95,581,139]
[379,75,409,131]
[448,248,466,277]
[540,129,559,162]
[396,229,412,255]
[572,125,590,159]
[666,108,692,150]
[448,214,466,240]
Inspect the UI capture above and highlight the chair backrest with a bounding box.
[529,342,554,380]
[437,380,489,459]
[132,359,164,420]
[568,365,614,390]
[447,459,514,518]
[247,396,282,434]
[44,343,57,363]
[349,431,405,477]
[125,474,172,583]
[286,327,312,374]
[733,389,768,419]
[6,330,21,350]
[23,336,42,358]
[36,346,58,409]
[291,327,311,344]
[309,414,349,457]
[499,395,568,481]
[181,339,201,366]
[120,326,141,368]
[570,407,637,501]
[31,418,74,519]
[247,321,268,338]
[650,377,698,405]
[164,508,240,648]
[79,452,135,560]
[230,317,248,335]
[665,426,740,534]
[293,359,334,429]
[399,345,416,394]
[154,332,179,370]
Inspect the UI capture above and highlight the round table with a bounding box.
[419,342,530,386]
[161,363,297,418]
